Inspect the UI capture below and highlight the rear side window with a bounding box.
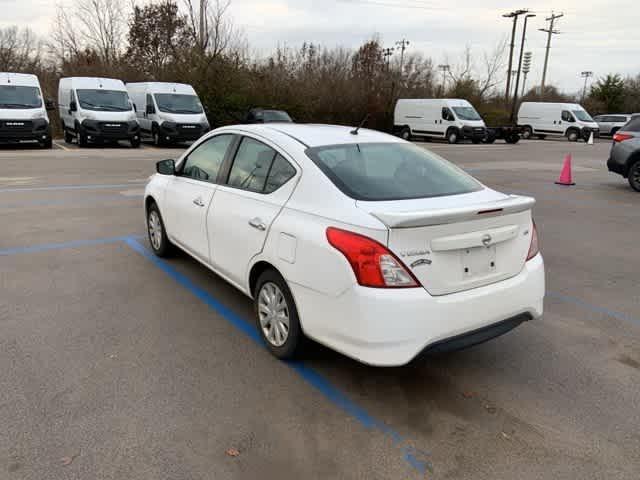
[623,117,640,132]
[227,137,297,193]
[306,142,482,201]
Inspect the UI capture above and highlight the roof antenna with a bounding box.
[350,114,370,135]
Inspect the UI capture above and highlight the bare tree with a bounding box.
[477,37,507,98]
[183,0,241,57]
[0,26,42,71]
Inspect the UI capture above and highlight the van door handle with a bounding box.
[248,217,266,231]
[193,197,205,207]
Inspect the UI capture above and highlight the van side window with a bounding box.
[561,111,575,122]
[442,107,454,121]
[146,94,154,113]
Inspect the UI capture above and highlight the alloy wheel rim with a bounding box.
[258,282,290,347]
[148,211,162,250]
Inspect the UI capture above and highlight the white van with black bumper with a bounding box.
[126,82,209,146]
[0,72,53,149]
[58,77,140,147]
[518,102,599,142]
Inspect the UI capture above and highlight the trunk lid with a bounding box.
[357,189,535,296]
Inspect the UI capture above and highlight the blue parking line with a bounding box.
[546,291,640,326]
[0,182,146,193]
[123,237,432,476]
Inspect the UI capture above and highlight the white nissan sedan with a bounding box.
[144,124,544,366]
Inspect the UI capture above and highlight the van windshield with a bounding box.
[154,94,203,114]
[77,89,131,111]
[572,110,594,122]
[452,106,482,121]
[0,85,42,109]
[306,142,482,201]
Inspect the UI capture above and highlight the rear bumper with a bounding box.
[607,156,627,176]
[290,254,545,366]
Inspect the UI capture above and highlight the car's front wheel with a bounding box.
[254,269,304,360]
[628,160,640,192]
[147,202,173,256]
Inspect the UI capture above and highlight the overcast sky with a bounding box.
[2,0,639,93]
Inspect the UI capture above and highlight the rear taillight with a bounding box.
[526,221,540,261]
[613,133,633,143]
[326,227,420,288]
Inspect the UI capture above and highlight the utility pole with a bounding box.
[199,0,206,50]
[539,12,563,96]
[395,39,410,75]
[581,71,593,103]
[503,9,528,104]
[510,13,536,123]
[383,47,394,72]
[438,64,450,95]
[521,51,532,97]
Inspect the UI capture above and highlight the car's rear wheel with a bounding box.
[628,160,640,192]
[254,269,304,360]
[147,202,173,256]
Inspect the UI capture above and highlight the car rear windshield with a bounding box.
[0,85,42,109]
[622,117,640,132]
[306,142,482,201]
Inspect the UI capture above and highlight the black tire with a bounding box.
[146,202,174,257]
[254,269,305,360]
[130,137,141,148]
[64,129,73,144]
[446,128,459,144]
[153,129,164,147]
[483,136,496,144]
[567,129,579,142]
[522,126,533,139]
[472,138,482,144]
[505,133,520,144]
[628,160,640,192]
[41,137,53,149]
[400,127,411,141]
[78,131,89,147]
[536,134,547,140]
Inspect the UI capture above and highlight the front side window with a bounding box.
[572,110,593,122]
[181,134,233,182]
[154,94,203,114]
[561,110,575,122]
[442,107,454,121]
[0,85,42,109]
[307,142,482,201]
[76,89,131,111]
[452,106,482,121]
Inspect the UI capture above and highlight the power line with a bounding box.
[510,13,536,123]
[396,38,410,74]
[581,71,593,103]
[503,9,529,105]
[539,12,563,95]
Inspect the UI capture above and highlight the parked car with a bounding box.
[607,116,640,192]
[518,102,599,141]
[593,114,633,136]
[58,77,140,147]
[127,82,209,146]
[0,72,53,148]
[144,124,544,366]
[243,108,293,124]
[394,98,487,143]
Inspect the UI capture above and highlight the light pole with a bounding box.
[581,71,593,103]
[503,9,529,104]
[395,39,410,75]
[521,52,532,97]
[438,64,450,95]
[510,13,536,123]
[383,47,394,72]
[539,12,563,95]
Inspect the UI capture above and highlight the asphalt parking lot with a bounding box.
[1,137,639,479]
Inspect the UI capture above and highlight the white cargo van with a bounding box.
[517,102,599,142]
[126,82,209,146]
[58,77,140,147]
[394,99,486,143]
[0,73,53,148]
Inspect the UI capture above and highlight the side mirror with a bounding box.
[132,103,137,112]
[69,101,78,112]
[156,159,175,175]
[45,99,55,111]
[146,104,155,115]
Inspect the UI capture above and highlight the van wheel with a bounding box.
[64,130,73,144]
[41,137,53,149]
[628,160,640,192]
[254,269,305,360]
[567,130,579,142]
[153,129,164,147]
[400,127,411,141]
[78,132,89,147]
[522,126,533,139]
[130,137,141,148]
[447,129,459,144]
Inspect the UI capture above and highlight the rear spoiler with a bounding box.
[371,195,535,228]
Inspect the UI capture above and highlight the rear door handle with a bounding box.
[248,217,266,231]
[193,197,205,207]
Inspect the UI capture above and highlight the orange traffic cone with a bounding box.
[555,154,575,186]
